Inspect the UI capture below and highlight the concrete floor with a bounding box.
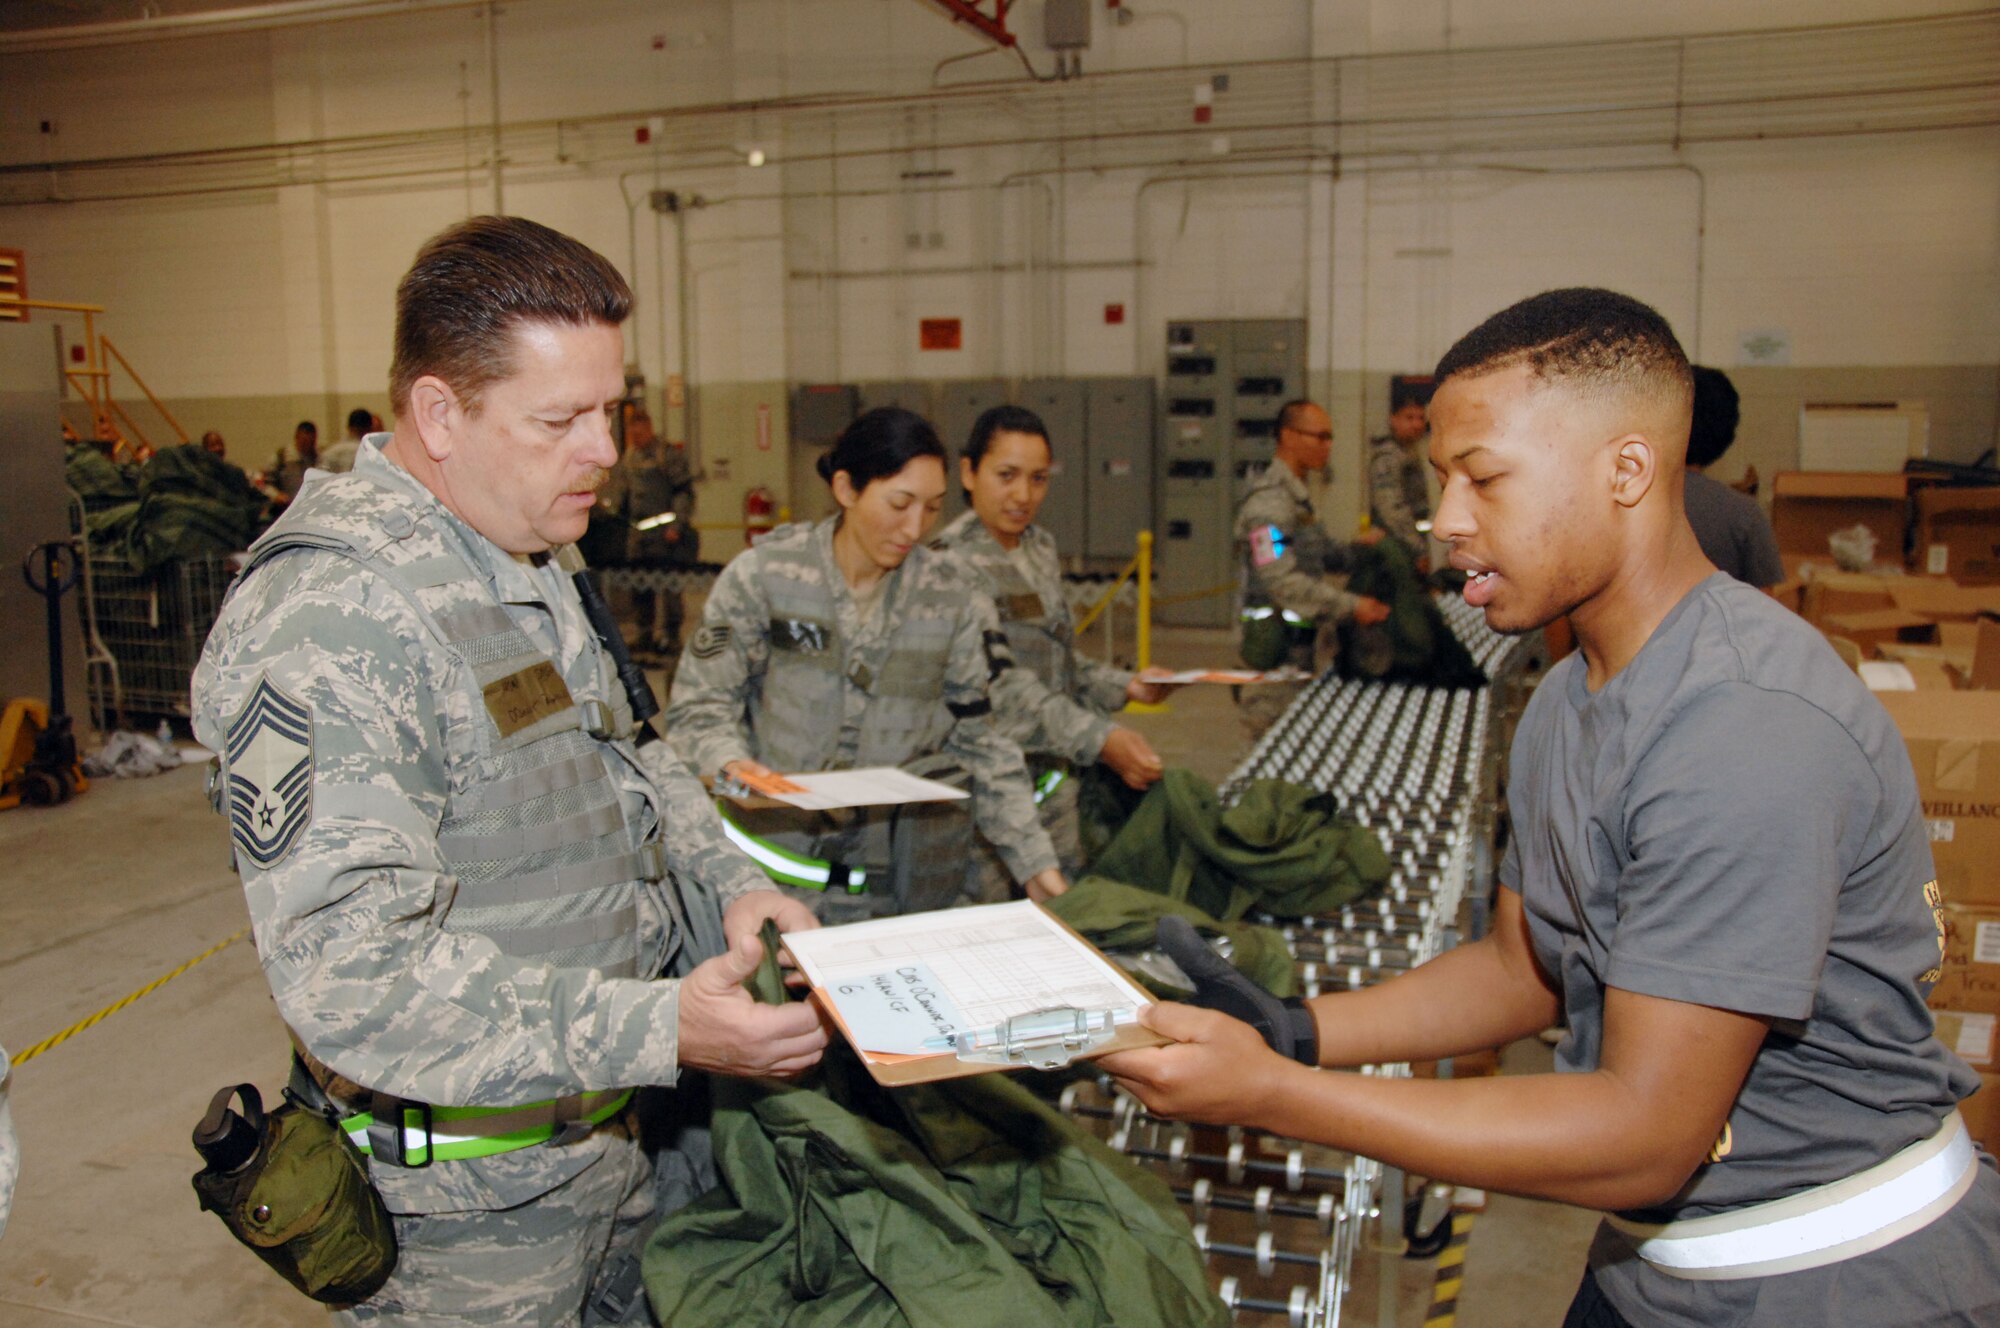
[0,623,1593,1326]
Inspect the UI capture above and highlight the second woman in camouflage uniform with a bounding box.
[666,408,1065,918]
[931,406,1169,897]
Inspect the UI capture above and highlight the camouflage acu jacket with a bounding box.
[665,517,1057,883]
[192,441,767,1209]
[929,511,1129,768]
[1234,462,1360,624]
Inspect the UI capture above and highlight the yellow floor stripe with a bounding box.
[13,928,248,1065]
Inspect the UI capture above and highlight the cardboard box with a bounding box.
[1885,579,2000,622]
[1913,487,2000,584]
[1878,691,2000,909]
[1970,616,2000,692]
[1801,572,1897,626]
[1771,472,1908,565]
[1958,1073,2000,1156]
[1877,642,1976,678]
[1860,657,1960,692]
[1928,902,2000,1067]
[1821,608,1934,656]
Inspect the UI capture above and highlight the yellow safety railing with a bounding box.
[1074,529,1154,671]
[0,295,187,460]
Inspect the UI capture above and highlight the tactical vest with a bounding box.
[239,475,668,983]
[747,522,957,773]
[727,522,976,914]
[931,517,1073,776]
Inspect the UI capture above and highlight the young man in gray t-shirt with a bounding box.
[1103,288,1997,1327]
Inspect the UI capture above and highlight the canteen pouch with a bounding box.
[191,1082,398,1305]
[1240,613,1310,671]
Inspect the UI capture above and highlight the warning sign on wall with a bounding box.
[919,318,962,351]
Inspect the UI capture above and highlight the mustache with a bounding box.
[568,467,611,496]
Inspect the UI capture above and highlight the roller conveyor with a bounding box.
[1088,593,1539,1325]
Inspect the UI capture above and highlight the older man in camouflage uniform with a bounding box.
[666,510,1062,919]
[1367,386,1433,565]
[192,216,826,1327]
[1234,399,1391,739]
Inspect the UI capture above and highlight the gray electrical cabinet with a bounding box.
[1018,379,1087,557]
[1155,318,1306,626]
[932,379,1008,525]
[790,383,858,445]
[856,379,934,423]
[1230,320,1304,508]
[786,376,1158,567]
[1083,377,1154,562]
[1157,322,1233,626]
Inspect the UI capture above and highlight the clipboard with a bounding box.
[780,901,1170,1086]
[709,766,969,812]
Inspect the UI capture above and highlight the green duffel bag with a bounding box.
[191,1082,397,1306]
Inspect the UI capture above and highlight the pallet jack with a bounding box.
[2,540,90,809]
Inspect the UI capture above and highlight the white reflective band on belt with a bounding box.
[1605,1111,1976,1281]
[716,807,867,892]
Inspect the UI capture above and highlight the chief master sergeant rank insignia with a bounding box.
[225,675,314,869]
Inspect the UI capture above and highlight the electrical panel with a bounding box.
[786,377,1158,567]
[790,383,858,445]
[1083,377,1155,562]
[1019,379,1087,556]
[932,379,1009,526]
[1155,318,1307,627]
[855,379,934,423]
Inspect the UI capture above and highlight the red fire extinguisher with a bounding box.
[742,485,777,546]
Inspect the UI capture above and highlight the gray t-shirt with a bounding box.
[1501,573,1995,1326]
[1683,471,1785,588]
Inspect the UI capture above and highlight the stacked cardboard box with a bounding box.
[1877,690,2000,1150]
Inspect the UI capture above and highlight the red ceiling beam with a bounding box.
[925,0,1017,48]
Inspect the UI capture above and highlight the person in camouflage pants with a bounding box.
[191,216,828,1327]
[1233,399,1391,739]
[930,405,1171,896]
[666,407,1066,919]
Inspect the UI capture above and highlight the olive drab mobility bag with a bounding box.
[190,1081,397,1304]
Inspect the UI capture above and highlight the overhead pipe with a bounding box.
[0,0,500,52]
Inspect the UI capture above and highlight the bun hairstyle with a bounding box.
[817,407,947,491]
[963,404,1050,472]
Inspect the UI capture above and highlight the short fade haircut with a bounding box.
[390,215,632,416]
[1686,365,1741,469]
[1434,288,1692,415]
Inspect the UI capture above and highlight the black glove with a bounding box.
[1154,916,1319,1066]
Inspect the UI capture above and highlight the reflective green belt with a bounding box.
[1033,768,1066,805]
[342,1088,631,1166]
[715,801,869,893]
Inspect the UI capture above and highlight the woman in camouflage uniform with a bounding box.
[931,406,1170,898]
[666,408,1065,919]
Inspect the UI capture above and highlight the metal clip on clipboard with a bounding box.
[947,1007,1120,1070]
